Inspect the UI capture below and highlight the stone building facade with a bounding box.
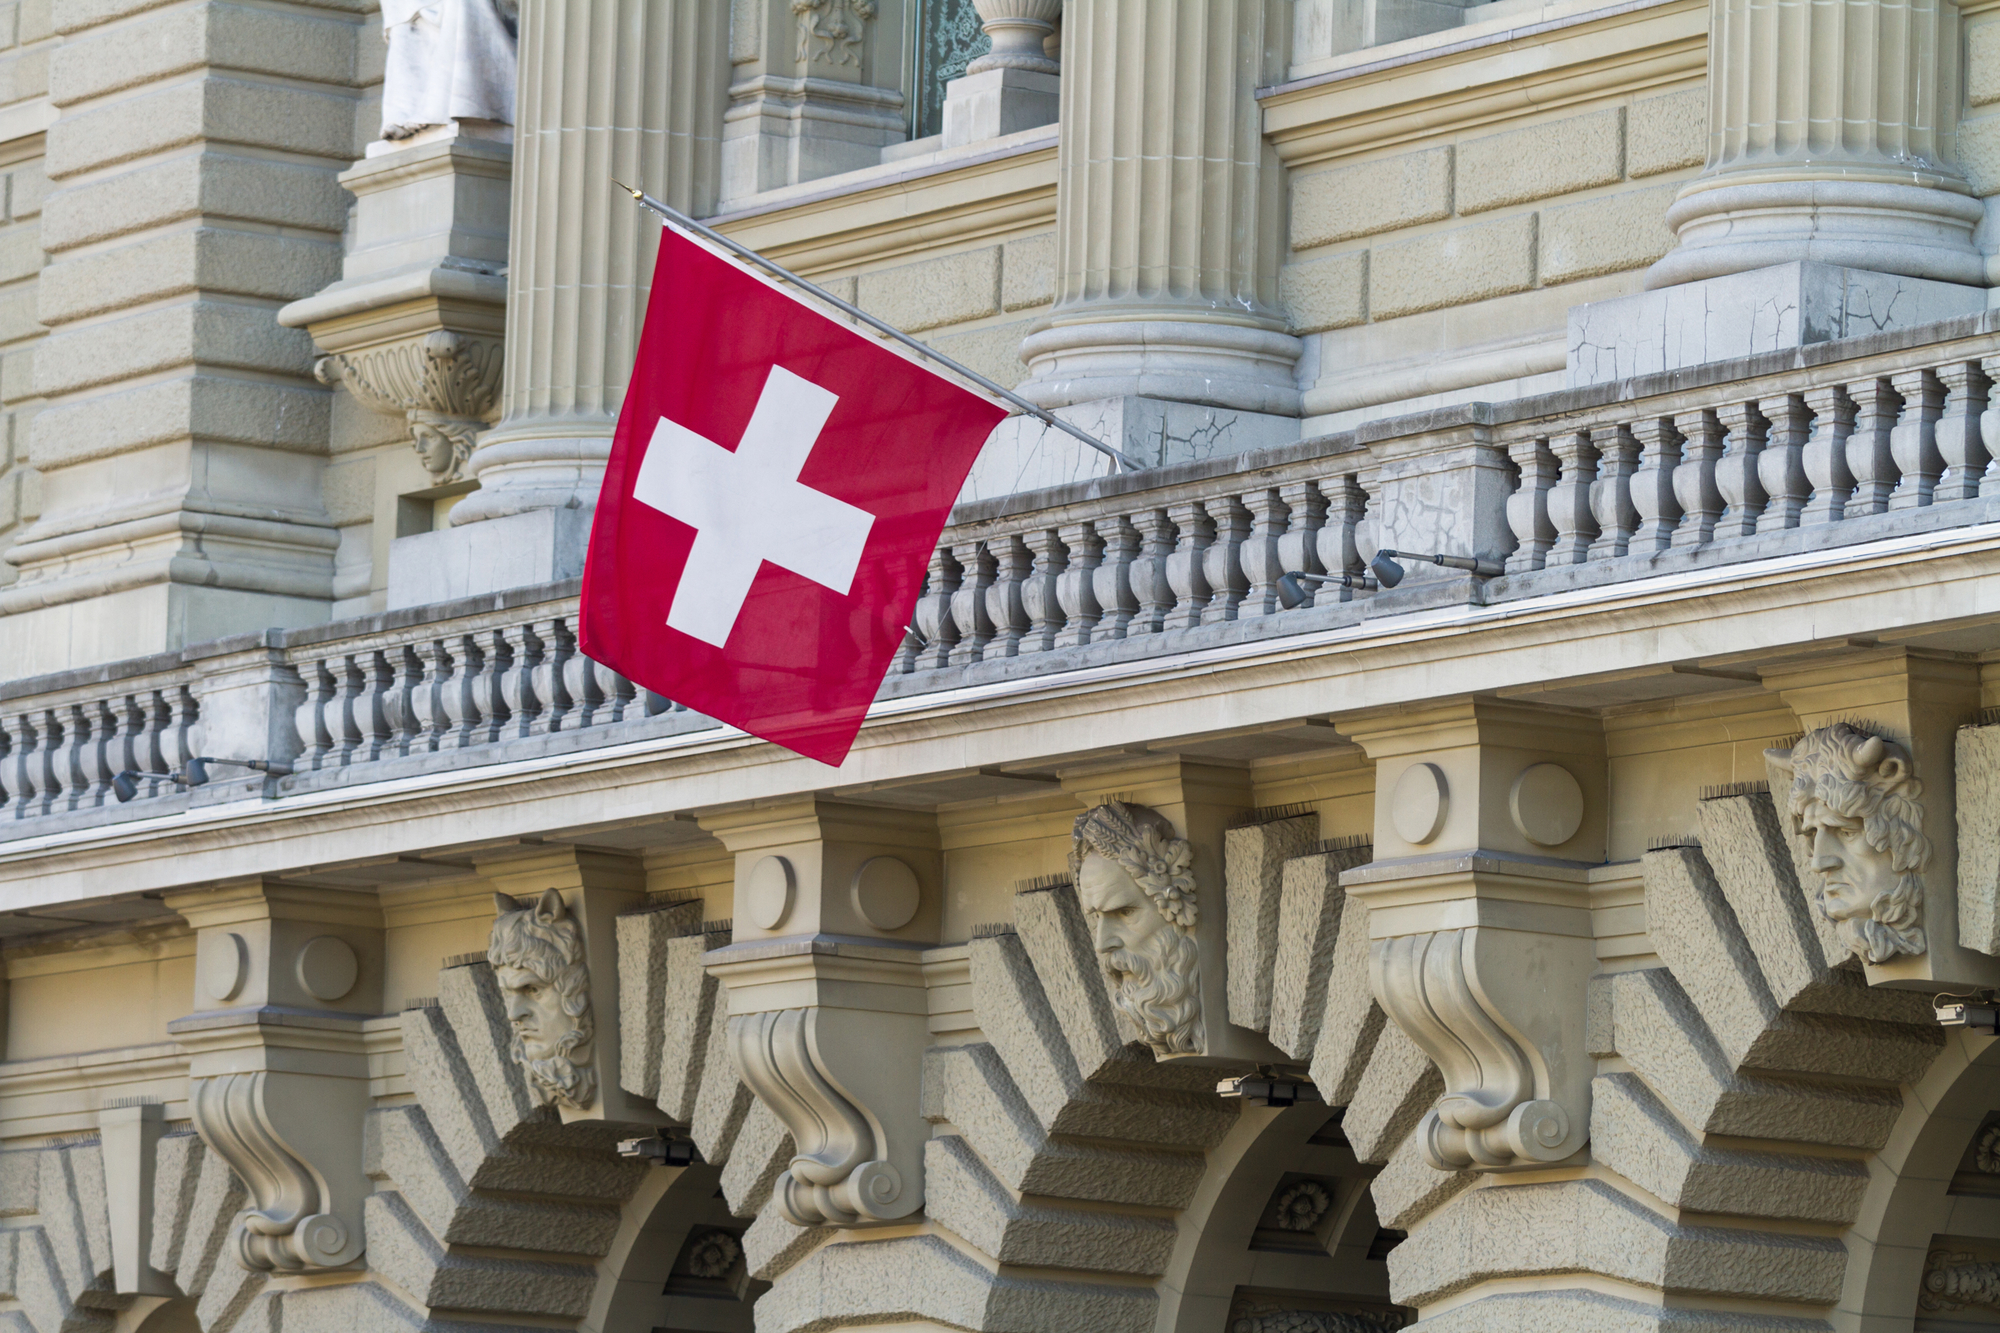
[4,0,2000,1328]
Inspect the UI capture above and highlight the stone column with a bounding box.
[445,0,727,571]
[1014,0,1300,463]
[1647,0,1985,289]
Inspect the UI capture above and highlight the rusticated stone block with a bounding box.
[1291,147,1452,250]
[1539,184,1678,284]
[614,898,701,1099]
[971,929,1081,1129]
[927,319,1031,388]
[1642,845,1776,1067]
[857,246,1001,334]
[1973,23,2000,107]
[689,994,752,1166]
[924,1135,1176,1275]
[742,1206,830,1283]
[656,928,726,1122]
[1012,879,1125,1082]
[1308,895,1384,1102]
[1269,842,1369,1059]
[718,1098,791,1220]
[1959,721,2000,952]
[1370,1126,1473,1232]
[1695,791,1838,1007]
[1371,214,1537,320]
[1001,232,1055,310]
[1458,108,1624,213]
[1343,1021,1439,1164]
[1225,812,1320,1032]
[1628,86,1708,177]
[1281,251,1367,334]
[1590,1073,1866,1224]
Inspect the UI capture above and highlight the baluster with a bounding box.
[985,534,1031,658]
[104,696,141,796]
[378,647,412,758]
[30,708,62,814]
[468,628,512,740]
[1093,516,1140,639]
[892,631,920,674]
[1710,402,1767,539]
[1888,369,1943,510]
[1128,509,1177,634]
[1237,488,1290,617]
[498,623,542,739]
[1200,494,1251,624]
[1163,501,1212,630]
[434,637,481,748]
[134,691,169,795]
[1546,430,1600,566]
[1020,529,1067,653]
[3,712,34,816]
[1505,437,1558,572]
[594,656,636,723]
[294,659,334,771]
[1625,417,1682,555]
[562,646,610,726]
[913,546,960,670]
[73,702,110,808]
[328,656,365,764]
[1754,393,1812,531]
[1587,425,1639,560]
[1982,356,2000,497]
[354,652,395,762]
[949,540,994,666]
[1274,481,1327,607]
[1353,479,1381,575]
[1318,475,1366,589]
[406,641,446,752]
[1845,377,1900,515]
[530,619,574,735]
[1934,360,1989,502]
[1055,521,1102,648]
[1798,385,1855,525]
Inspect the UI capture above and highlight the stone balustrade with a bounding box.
[4,311,2000,838]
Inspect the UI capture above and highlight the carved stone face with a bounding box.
[496,962,566,1063]
[1069,801,1204,1057]
[1799,802,1902,926]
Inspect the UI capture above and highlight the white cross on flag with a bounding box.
[580,226,1006,765]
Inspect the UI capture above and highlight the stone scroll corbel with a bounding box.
[316,330,504,486]
[1371,926,1589,1172]
[189,1069,366,1271]
[729,1005,921,1227]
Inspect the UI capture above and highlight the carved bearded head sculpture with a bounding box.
[1071,801,1204,1057]
[489,889,597,1109]
[1769,722,1930,965]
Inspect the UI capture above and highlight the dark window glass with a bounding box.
[911,0,988,140]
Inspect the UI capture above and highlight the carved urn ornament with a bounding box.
[1071,800,1204,1056]
[1768,722,1930,964]
[489,889,597,1110]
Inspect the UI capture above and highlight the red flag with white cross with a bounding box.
[578,225,1007,766]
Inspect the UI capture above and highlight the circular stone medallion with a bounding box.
[745,855,797,930]
[296,935,360,1002]
[1509,762,1585,847]
[198,931,248,1002]
[1390,762,1450,845]
[850,856,921,931]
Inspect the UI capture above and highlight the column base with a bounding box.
[1645,177,1987,290]
[1567,261,1987,388]
[1017,316,1304,416]
[958,395,1301,504]
[940,68,1059,149]
[386,505,591,608]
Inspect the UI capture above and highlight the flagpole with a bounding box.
[613,182,1147,473]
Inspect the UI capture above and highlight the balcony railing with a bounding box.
[3,309,1997,837]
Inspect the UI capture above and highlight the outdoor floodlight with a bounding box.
[1276,570,1373,609]
[1368,548,1506,588]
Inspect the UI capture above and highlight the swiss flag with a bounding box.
[579,226,1007,766]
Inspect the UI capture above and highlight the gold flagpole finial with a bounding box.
[610,178,643,200]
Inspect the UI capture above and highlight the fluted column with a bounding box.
[1647,0,1984,288]
[1016,0,1299,415]
[453,0,727,528]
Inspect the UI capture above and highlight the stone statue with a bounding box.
[1769,722,1930,964]
[379,0,519,143]
[490,888,597,1109]
[1071,800,1204,1056]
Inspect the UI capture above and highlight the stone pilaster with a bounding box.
[0,0,364,676]
[443,0,727,575]
[1647,0,1985,289]
[1016,0,1299,429]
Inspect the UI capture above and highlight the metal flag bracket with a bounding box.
[611,181,1145,474]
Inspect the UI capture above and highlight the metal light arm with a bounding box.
[611,182,1146,473]
[1369,547,1505,587]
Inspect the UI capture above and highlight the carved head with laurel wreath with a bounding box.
[1768,722,1930,965]
[490,888,597,1109]
[1071,800,1204,1056]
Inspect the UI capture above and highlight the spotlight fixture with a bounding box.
[1936,992,2000,1036]
[617,1134,702,1166]
[1216,1070,1324,1108]
[1367,548,1505,589]
[110,756,294,803]
[1275,570,1375,610]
